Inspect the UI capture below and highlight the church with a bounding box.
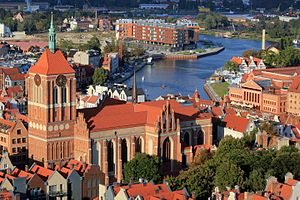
[27,14,213,185]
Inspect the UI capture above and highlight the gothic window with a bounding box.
[135,137,142,153]
[61,86,67,104]
[53,86,58,104]
[163,137,171,162]
[107,141,114,173]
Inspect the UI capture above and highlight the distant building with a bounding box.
[230,56,266,73]
[73,50,101,67]
[115,19,200,50]
[108,84,146,103]
[0,23,12,38]
[102,53,119,74]
[279,15,299,22]
[139,3,169,9]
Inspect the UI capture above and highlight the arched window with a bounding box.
[184,132,190,146]
[53,86,58,104]
[135,137,142,153]
[107,141,114,173]
[163,137,171,162]
[61,86,67,104]
[121,139,127,168]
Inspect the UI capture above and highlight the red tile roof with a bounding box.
[223,114,250,133]
[224,107,236,115]
[113,182,193,200]
[251,194,267,200]
[28,48,75,75]
[8,41,48,52]
[11,168,33,180]
[82,95,100,104]
[29,164,53,181]
[6,86,23,97]
[2,68,19,75]
[211,106,224,117]
[8,74,25,81]
[289,75,300,93]
[79,99,206,132]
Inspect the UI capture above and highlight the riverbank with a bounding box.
[164,47,225,60]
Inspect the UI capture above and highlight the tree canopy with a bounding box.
[92,67,107,85]
[123,153,161,183]
[165,136,300,199]
[224,61,239,72]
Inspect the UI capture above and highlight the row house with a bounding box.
[211,173,300,200]
[0,119,28,166]
[107,85,146,103]
[0,67,20,90]
[217,114,255,140]
[230,56,266,73]
[6,159,102,200]
[102,53,119,75]
[78,95,102,109]
[99,181,195,200]
[0,86,27,114]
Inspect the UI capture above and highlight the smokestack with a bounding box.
[25,165,29,172]
[262,29,266,50]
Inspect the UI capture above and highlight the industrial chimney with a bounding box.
[262,29,266,50]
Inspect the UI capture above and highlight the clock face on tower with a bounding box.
[56,75,67,87]
[34,74,41,86]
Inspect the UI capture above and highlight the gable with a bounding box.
[242,80,262,90]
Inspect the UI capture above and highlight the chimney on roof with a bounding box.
[285,172,294,183]
[154,188,160,194]
[6,168,11,175]
[191,191,196,199]
[130,178,134,184]
[244,192,250,200]
[58,161,62,171]
[139,178,144,184]
[70,163,74,170]
[83,161,87,171]
[25,165,29,172]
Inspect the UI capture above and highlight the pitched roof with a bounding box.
[223,114,250,133]
[11,168,33,180]
[8,74,25,81]
[79,98,206,132]
[211,106,224,117]
[2,67,20,75]
[113,182,192,200]
[289,75,300,93]
[29,163,53,181]
[28,48,75,75]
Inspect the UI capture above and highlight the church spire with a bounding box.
[48,12,56,53]
[132,65,137,104]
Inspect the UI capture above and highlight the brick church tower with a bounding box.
[27,13,76,166]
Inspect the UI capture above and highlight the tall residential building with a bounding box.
[115,19,199,48]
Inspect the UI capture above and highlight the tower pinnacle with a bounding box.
[132,65,137,104]
[48,12,56,53]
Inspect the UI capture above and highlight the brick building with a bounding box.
[0,119,28,166]
[229,67,300,115]
[26,16,213,187]
[115,19,199,48]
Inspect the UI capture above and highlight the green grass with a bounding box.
[211,82,230,97]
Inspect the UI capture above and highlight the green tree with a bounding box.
[123,153,161,183]
[214,161,245,190]
[58,39,76,52]
[86,36,101,51]
[247,168,266,191]
[92,67,107,85]
[224,61,239,72]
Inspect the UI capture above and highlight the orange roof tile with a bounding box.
[2,68,19,75]
[223,114,250,133]
[211,106,223,117]
[29,164,53,180]
[8,74,25,81]
[28,48,75,75]
[11,168,33,180]
[289,75,300,93]
[79,99,204,132]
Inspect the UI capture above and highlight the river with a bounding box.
[124,35,269,100]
